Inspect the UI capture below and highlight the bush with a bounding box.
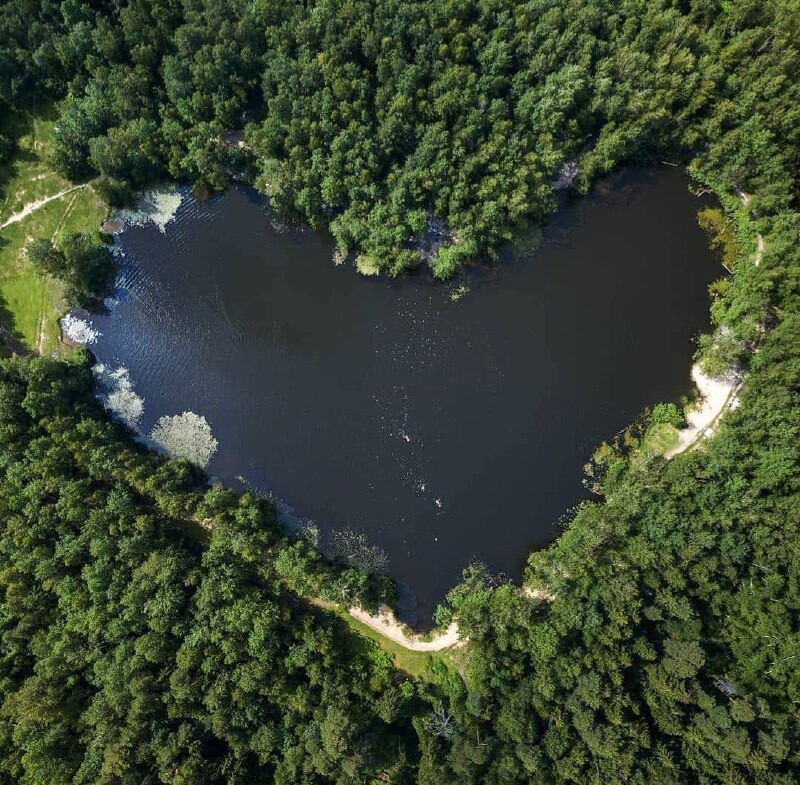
[28,232,113,306]
[650,402,684,429]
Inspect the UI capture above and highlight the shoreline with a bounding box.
[665,365,741,458]
[10,172,757,649]
[348,606,461,651]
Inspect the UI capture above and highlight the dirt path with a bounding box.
[348,606,461,651]
[51,190,81,240]
[0,185,87,231]
[755,233,765,266]
[35,312,46,355]
[349,581,557,651]
[735,189,765,266]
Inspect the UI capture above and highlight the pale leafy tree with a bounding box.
[108,388,143,428]
[555,160,580,189]
[118,188,183,233]
[713,678,738,698]
[92,364,144,428]
[425,704,456,740]
[60,314,100,344]
[149,411,218,467]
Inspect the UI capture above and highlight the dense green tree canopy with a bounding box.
[1,0,799,783]
[435,310,800,782]
[2,0,798,276]
[0,352,424,783]
[27,231,112,306]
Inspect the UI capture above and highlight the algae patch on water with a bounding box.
[93,363,144,428]
[118,188,184,233]
[149,411,219,468]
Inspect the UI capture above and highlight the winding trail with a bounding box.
[0,185,87,231]
[349,582,558,651]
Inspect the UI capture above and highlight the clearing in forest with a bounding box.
[0,113,106,353]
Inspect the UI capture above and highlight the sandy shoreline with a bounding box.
[665,365,740,458]
[348,606,461,651]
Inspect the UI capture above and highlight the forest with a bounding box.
[0,0,799,783]
[1,0,794,278]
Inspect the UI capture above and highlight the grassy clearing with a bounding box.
[310,598,455,680]
[0,112,106,354]
[635,422,680,464]
[341,611,452,680]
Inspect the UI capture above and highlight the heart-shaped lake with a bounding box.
[89,167,720,623]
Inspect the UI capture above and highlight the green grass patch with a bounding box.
[635,422,680,464]
[0,112,106,354]
[311,598,456,681]
[341,612,451,680]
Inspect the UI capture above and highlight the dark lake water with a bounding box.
[90,168,720,623]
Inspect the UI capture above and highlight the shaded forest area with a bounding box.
[1,0,799,783]
[1,0,796,276]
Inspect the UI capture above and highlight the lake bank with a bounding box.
[0,114,107,355]
[85,166,722,623]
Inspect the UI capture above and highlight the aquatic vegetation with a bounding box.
[92,363,144,428]
[60,313,100,344]
[149,411,218,467]
[325,528,389,575]
[448,283,469,302]
[118,188,183,233]
[355,254,381,276]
